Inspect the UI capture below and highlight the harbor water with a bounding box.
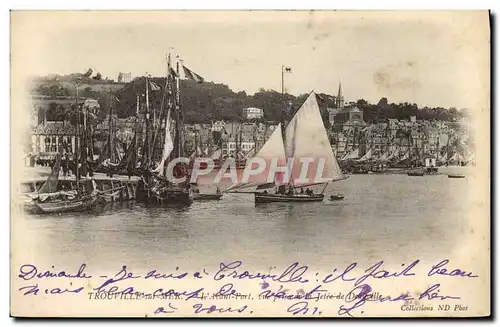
[15,174,473,274]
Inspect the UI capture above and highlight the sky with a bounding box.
[11,10,490,110]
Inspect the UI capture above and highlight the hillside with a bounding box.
[31,74,467,125]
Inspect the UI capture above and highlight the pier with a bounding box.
[19,168,140,203]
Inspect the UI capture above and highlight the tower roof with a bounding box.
[337,80,343,99]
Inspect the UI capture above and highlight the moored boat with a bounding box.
[448,174,465,179]
[329,194,345,201]
[33,192,100,214]
[255,192,324,204]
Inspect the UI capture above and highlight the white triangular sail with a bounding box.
[357,148,373,162]
[284,92,345,186]
[225,123,286,192]
[152,110,174,176]
[342,147,359,160]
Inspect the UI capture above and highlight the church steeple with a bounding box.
[336,80,344,108]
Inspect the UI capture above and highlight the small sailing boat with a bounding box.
[226,92,346,203]
[27,147,100,214]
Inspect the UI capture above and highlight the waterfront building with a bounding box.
[242,107,264,120]
[30,121,77,160]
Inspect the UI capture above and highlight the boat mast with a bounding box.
[109,88,115,164]
[145,74,151,166]
[75,80,80,186]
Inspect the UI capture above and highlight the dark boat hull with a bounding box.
[407,172,424,176]
[329,195,345,201]
[448,175,465,179]
[254,193,324,204]
[135,181,193,205]
[193,193,223,201]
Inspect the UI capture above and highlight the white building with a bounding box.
[242,107,264,120]
[222,141,255,156]
[117,72,132,83]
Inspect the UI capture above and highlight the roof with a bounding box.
[33,121,77,135]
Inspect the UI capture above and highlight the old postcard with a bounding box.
[10,10,490,317]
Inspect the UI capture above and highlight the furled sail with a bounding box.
[284,92,345,186]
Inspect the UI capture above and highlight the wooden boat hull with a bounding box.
[193,193,223,201]
[254,193,324,204]
[34,194,100,214]
[329,195,345,201]
[407,172,424,176]
[135,181,193,205]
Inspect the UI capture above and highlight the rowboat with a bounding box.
[448,174,465,179]
[255,193,324,204]
[34,192,100,214]
[329,194,345,201]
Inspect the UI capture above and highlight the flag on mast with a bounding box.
[182,65,204,83]
[149,80,161,91]
[283,66,292,73]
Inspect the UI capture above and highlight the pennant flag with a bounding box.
[284,66,292,73]
[149,80,161,91]
[182,65,204,83]
[83,68,93,77]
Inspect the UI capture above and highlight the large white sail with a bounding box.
[284,92,345,186]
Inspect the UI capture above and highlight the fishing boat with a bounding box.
[33,191,100,214]
[226,90,347,203]
[25,148,100,214]
[407,170,424,176]
[135,52,203,205]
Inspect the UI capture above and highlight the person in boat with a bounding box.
[216,186,221,195]
[300,188,304,194]
[287,185,294,196]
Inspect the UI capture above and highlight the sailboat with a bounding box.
[226,92,346,204]
[135,53,194,205]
